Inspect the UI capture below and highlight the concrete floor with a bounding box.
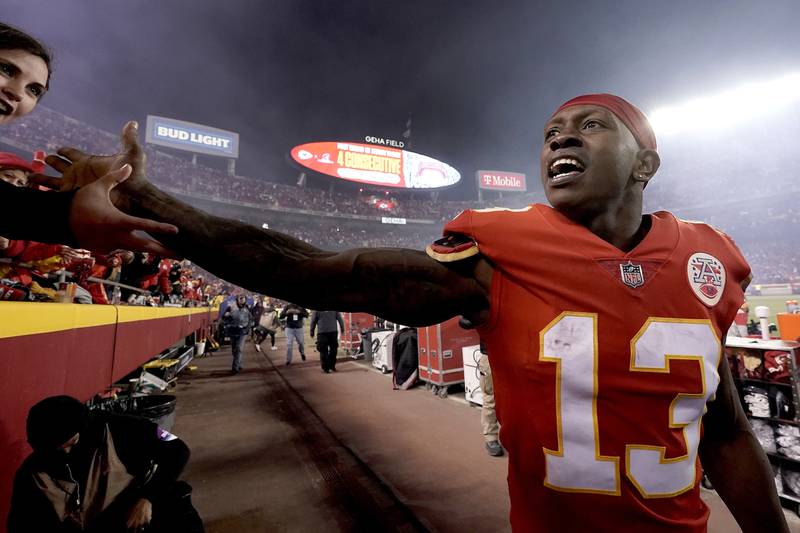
[171,332,800,532]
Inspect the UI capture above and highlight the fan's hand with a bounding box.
[68,164,177,255]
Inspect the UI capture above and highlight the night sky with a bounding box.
[5,0,800,199]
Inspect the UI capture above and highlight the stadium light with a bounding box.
[648,72,800,136]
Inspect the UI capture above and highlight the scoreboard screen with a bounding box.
[290,141,460,189]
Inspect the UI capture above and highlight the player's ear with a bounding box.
[632,149,660,188]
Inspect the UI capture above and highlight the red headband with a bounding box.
[554,94,657,151]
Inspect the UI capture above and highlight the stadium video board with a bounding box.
[145,115,239,158]
[290,141,461,189]
[476,170,527,192]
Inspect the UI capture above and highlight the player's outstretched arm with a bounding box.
[44,122,490,326]
[698,354,789,533]
[128,181,490,326]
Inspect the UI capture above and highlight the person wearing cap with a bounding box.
[47,94,787,531]
[0,151,35,187]
[7,395,202,533]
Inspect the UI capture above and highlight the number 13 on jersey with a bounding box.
[539,312,721,498]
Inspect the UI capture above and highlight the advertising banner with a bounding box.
[476,170,526,191]
[146,115,239,158]
[290,141,460,189]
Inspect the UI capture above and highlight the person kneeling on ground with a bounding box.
[8,395,203,533]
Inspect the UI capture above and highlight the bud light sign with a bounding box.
[145,115,239,158]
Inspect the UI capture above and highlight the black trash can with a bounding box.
[131,395,177,431]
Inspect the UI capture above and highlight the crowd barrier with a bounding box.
[0,302,213,531]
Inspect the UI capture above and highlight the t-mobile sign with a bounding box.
[476,170,527,191]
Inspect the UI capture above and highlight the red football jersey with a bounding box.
[442,204,750,532]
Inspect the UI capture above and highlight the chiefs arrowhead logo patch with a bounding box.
[687,252,726,307]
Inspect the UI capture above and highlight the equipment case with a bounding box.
[418,317,479,397]
[371,330,396,373]
[342,312,375,356]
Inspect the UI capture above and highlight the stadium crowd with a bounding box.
[0,233,229,306]
[1,147,230,305]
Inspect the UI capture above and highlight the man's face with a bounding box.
[0,168,28,187]
[540,105,641,215]
[237,297,247,308]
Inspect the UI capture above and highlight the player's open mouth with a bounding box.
[548,157,585,184]
[0,99,12,116]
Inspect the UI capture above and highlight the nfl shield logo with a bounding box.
[620,261,645,288]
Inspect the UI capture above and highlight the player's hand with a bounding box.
[29,121,147,202]
[125,498,152,531]
[69,164,177,255]
[0,236,9,250]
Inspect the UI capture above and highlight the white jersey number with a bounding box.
[540,313,721,498]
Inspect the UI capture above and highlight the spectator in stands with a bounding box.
[0,235,93,303]
[8,395,203,533]
[0,157,94,305]
[0,23,178,253]
[168,261,183,300]
[82,251,127,304]
[0,152,32,186]
[310,310,344,373]
[280,303,308,366]
[222,294,253,374]
[119,252,167,302]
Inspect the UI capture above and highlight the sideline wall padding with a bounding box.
[0,302,210,532]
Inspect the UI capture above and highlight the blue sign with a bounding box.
[145,115,239,158]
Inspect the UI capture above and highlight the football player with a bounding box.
[49,94,787,532]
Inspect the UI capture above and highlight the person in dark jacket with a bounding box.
[280,303,308,366]
[310,310,344,373]
[7,395,202,533]
[223,294,253,374]
[250,296,264,330]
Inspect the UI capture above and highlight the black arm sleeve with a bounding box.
[0,180,77,245]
